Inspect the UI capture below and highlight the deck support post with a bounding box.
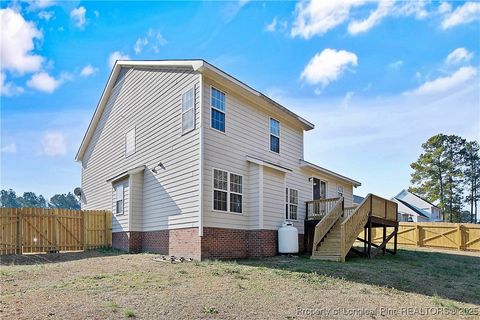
[394,225,398,255]
[367,218,372,258]
[382,225,386,256]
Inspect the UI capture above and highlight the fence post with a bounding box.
[82,210,87,251]
[416,224,422,247]
[52,209,58,252]
[457,224,462,251]
[16,208,23,255]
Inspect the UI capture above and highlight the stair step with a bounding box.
[311,255,342,261]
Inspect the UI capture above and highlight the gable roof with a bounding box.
[395,189,439,209]
[75,59,315,161]
[395,198,429,218]
[353,195,364,204]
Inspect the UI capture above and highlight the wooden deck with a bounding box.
[305,195,399,262]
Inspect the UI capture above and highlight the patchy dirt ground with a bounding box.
[0,248,479,319]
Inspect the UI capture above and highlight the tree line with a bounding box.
[410,134,479,223]
[0,189,80,210]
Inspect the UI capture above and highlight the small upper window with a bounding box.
[125,128,136,157]
[115,183,124,215]
[211,87,225,132]
[270,118,280,153]
[182,88,195,134]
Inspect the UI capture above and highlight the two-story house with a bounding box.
[75,60,362,260]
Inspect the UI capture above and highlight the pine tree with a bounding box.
[410,134,465,222]
[463,141,480,223]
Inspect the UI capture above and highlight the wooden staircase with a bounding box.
[309,194,398,262]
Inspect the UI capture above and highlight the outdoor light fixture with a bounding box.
[151,162,165,173]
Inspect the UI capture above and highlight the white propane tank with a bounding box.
[278,222,299,254]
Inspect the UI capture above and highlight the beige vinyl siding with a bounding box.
[247,163,261,229]
[81,67,201,232]
[262,167,285,230]
[112,179,129,232]
[202,78,309,233]
[130,172,143,231]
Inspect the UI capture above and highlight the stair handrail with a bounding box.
[340,194,372,261]
[312,197,344,255]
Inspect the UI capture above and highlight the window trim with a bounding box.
[114,183,125,216]
[210,86,226,133]
[181,86,196,135]
[212,167,243,214]
[285,187,299,221]
[125,127,136,158]
[269,117,280,154]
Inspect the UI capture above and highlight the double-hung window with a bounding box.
[115,183,124,215]
[285,188,298,220]
[211,87,225,132]
[213,169,242,213]
[270,118,280,153]
[181,87,195,134]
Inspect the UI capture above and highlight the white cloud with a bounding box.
[265,17,277,32]
[38,10,54,21]
[70,6,86,28]
[438,2,452,14]
[404,66,478,96]
[147,29,167,53]
[41,132,67,156]
[132,29,166,54]
[0,8,44,74]
[348,0,394,35]
[300,48,358,89]
[445,48,473,65]
[94,10,100,18]
[291,0,365,39]
[108,51,130,68]
[342,91,354,108]
[26,72,62,93]
[80,64,98,77]
[0,72,24,97]
[24,0,56,11]
[1,143,17,154]
[134,37,148,54]
[388,60,404,70]
[441,2,480,30]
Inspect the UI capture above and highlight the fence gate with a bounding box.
[0,208,111,255]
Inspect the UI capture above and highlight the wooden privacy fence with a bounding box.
[358,222,480,252]
[0,208,112,255]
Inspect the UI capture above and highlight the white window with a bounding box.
[115,183,124,215]
[213,169,242,213]
[285,188,298,220]
[337,185,344,198]
[270,118,280,153]
[182,87,195,134]
[211,87,225,132]
[125,128,136,157]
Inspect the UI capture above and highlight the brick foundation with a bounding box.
[112,227,304,260]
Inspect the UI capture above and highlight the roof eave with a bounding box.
[299,160,362,187]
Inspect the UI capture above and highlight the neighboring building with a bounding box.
[353,195,364,207]
[76,60,361,260]
[392,189,442,222]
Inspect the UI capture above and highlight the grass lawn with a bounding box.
[0,248,479,319]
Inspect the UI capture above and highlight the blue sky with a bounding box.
[1,0,479,200]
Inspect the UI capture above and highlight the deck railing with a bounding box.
[340,194,398,261]
[312,197,344,253]
[306,197,340,220]
[344,206,356,217]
